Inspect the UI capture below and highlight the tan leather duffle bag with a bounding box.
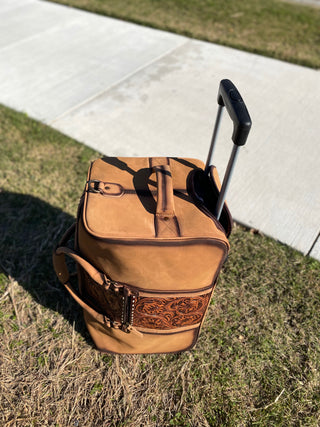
[52,80,251,354]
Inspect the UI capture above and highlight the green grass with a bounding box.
[49,0,320,68]
[0,105,319,426]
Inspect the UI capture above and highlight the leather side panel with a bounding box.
[78,216,228,290]
[84,310,199,354]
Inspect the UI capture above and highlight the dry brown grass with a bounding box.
[0,105,320,426]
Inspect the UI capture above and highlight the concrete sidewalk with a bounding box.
[1,0,319,260]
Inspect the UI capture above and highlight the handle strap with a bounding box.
[151,158,180,238]
[52,224,141,335]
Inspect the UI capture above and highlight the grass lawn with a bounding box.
[0,105,319,426]
[49,0,320,68]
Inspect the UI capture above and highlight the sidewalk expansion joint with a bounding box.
[307,231,320,257]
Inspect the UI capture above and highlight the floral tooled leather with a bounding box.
[132,294,211,329]
[81,269,211,330]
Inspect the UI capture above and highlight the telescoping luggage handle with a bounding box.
[205,79,252,220]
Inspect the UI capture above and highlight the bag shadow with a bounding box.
[0,191,90,342]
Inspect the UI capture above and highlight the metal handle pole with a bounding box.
[205,105,223,174]
[214,144,240,220]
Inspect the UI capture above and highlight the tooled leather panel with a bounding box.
[81,271,123,323]
[132,293,211,329]
[81,269,212,330]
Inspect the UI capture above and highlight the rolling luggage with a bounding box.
[53,79,252,354]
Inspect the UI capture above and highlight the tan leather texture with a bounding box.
[53,156,232,354]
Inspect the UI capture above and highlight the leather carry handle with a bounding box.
[53,246,107,326]
[53,225,106,287]
[52,224,141,335]
[151,159,180,238]
[154,164,175,218]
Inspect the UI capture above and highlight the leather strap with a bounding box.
[151,158,180,238]
[52,224,142,335]
[154,164,175,218]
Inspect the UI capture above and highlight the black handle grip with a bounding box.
[218,79,252,146]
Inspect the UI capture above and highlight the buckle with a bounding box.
[87,179,101,193]
[86,180,124,197]
[102,278,138,331]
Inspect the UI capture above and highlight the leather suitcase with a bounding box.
[53,80,251,354]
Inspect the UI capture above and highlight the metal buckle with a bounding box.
[87,180,124,197]
[87,179,101,193]
[103,278,138,330]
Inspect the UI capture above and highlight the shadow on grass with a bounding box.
[0,191,91,343]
